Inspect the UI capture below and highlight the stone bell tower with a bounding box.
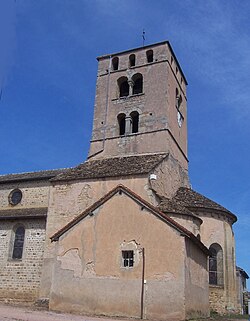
[88,41,188,172]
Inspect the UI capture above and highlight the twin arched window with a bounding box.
[12,225,25,260]
[118,74,143,98]
[209,243,224,286]
[117,111,139,136]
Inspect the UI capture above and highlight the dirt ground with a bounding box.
[0,302,248,321]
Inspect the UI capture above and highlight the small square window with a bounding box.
[122,250,134,267]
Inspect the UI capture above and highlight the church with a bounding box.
[0,41,244,320]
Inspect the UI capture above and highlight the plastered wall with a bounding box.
[49,192,187,320]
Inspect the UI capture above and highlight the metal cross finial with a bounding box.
[142,29,145,47]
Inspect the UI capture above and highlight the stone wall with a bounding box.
[0,218,46,301]
[209,286,228,314]
[0,181,50,210]
[197,210,239,313]
[89,42,188,170]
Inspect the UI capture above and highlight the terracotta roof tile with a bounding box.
[51,153,167,182]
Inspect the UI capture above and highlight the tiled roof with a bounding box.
[0,207,48,220]
[158,197,198,217]
[173,187,237,222]
[51,153,168,182]
[50,184,210,256]
[0,169,65,184]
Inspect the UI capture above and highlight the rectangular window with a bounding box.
[122,250,134,267]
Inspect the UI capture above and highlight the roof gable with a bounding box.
[50,184,209,255]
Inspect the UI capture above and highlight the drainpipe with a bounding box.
[141,247,145,319]
[88,56,112,159]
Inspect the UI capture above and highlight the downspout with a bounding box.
[141,247,145,319]
[88,55,112,159]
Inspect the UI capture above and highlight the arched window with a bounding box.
[12,225,25,260]
[117,113,126,135]
[112,57,119,71]
[176,88,179,108]
[130,111,139,133]
[178,95,182,108]
[209,243,224,286]
[118,77,129,98]
[146,49,153,63]
[132,73,143,95]
[129,54,136,67]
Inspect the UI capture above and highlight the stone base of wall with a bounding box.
[209,286,240,314]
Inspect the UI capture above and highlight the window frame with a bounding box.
[112,57,119,71]
[132,73,143,95]
[209,243,224,286]
[129,54,136,67]
[146,49,154,63]
[122,250,134,268]
[10,225,25,260]
[130,111,139,133]
[117,76,129,98]
[8,188,22,206]
[117,113,126,136]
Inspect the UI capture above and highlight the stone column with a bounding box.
[125,116,132,134]
[128,80,134,96]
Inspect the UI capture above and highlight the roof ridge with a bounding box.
[0,167,68,178]
[85,152,168,162]
[51,153,168,182]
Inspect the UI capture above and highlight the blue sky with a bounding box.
[0,0,249,284]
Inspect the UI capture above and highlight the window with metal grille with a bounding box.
[122,250,134,267]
